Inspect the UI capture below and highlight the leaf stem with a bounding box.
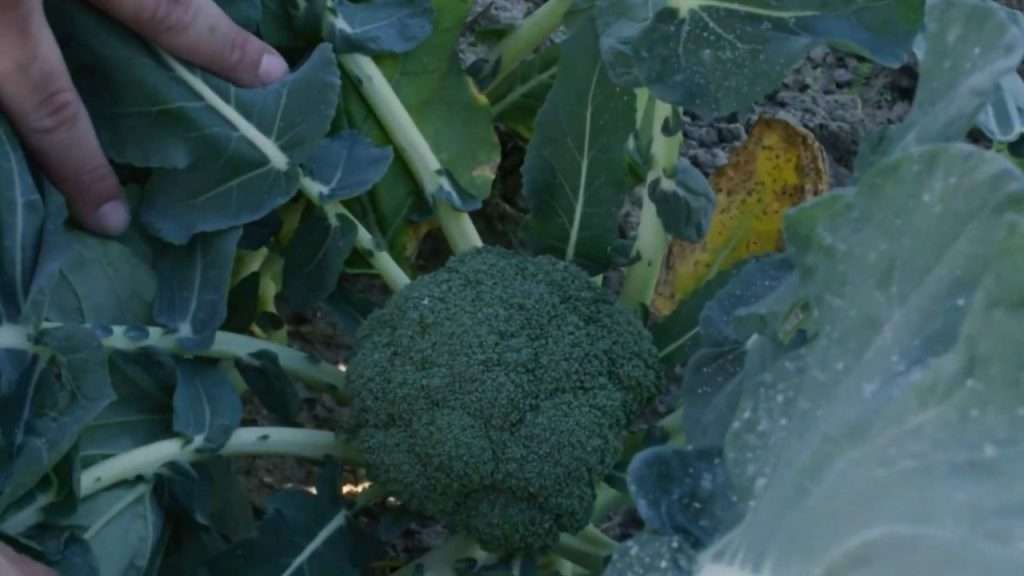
[79,427,352,500]
[478,0,574,91]
[393,534,490,576]
[299,175,412,291]
[334,50,483,254]
[620,97,683,311]
[553,525,617,574]
[43,323,346,397]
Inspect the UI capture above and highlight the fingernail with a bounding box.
[258,52,289,85]
[94,200,130,236]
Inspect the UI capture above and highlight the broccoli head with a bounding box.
[346,247,661,552]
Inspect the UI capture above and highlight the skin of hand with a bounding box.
[0,0,290,237]
[0,542,53,576]
[0,1,287,573]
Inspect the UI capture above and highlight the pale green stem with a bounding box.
[334,50,483,254]
[12,323,347,396]
[298,175,412,292]
[554,525,618,574]
[479,0,574,91]
[393,534,490,576]
[80,427,350,499]
[620,97,684,311]
[591,483,632,523]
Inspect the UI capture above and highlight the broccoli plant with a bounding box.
[2,0,1023,574]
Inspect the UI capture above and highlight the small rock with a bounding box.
[833,68,855,87]
[717,124,746,143]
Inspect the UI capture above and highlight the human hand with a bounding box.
[0,0,289,236]
[0,542,53,576]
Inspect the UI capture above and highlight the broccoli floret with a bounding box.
[346,247,661,552]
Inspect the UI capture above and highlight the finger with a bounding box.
[0,1,129,236]
[89,0,289,88]
[0,542,55,576]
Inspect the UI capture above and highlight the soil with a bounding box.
[240,0,1024,567]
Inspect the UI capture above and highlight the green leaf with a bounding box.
[680,143,1024,573]
[626,447,741,550]
[154,229,243,351]
[485,44,561,140]
[48,1,341,244]
[261,0,328,50]
[595,0,923,117]
[172,360,242,453]
[216,0,262,31]
[302,131,394,203]
[235,351,302,423]
[521,16,636,273]
[283,207,358,313]
[0,117,44,325]
[224,273,262,332]
[329,0,434,55]
[47,226,158,326]
[208,464,362,575]
[858,0,1024,168]
[342,0,500,245]
[40,482,164,576]
[76,351,176,470]
[0,327,114,513]
[650,158,714,243]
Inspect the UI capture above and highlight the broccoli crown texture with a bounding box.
[346,247,661,552]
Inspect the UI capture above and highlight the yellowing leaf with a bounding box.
[652,117,828,317]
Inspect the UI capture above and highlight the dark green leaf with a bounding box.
[650,159,715,243]
[303,131,394,203]
[283,207,358,312]
[224,273,262,333]
[857,0,1024,168]
[235,351,302,423]
[154,228,243,351]
[239,211,283,251]
[0,117,44,325]
[216,0,262,31]
[595,0,923,117]
[172,360,242,453]
[485,44,561,140]
[521,16,635,273]
[47,226,158,326]
[41,482,164,576]
[48,1,341,243]
[606,533,695,576]
[0,327,114,513]
[261,0,329,50]
[627,446,741,549]
[329,0,434,55]
[208,464,360,575]
[76,351,175,470]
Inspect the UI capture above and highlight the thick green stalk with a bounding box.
[3,323,347,396]
[620,97,684,311]
[298,175,412,291]
[591,483,632,523]
[333,50,483,254]
[79,427,352,499]
[479,0,574,91]
[393,535,490,576]
[554,525,618,574]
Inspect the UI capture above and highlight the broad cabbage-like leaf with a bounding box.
[858,0,1024,167]
[623,143,1024,575]
[595,0,923,117]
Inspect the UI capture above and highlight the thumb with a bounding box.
[0,542,55,576]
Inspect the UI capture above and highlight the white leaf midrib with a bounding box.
[158,49,290,171]
[281,509,349,576]
[564,64,603,262]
